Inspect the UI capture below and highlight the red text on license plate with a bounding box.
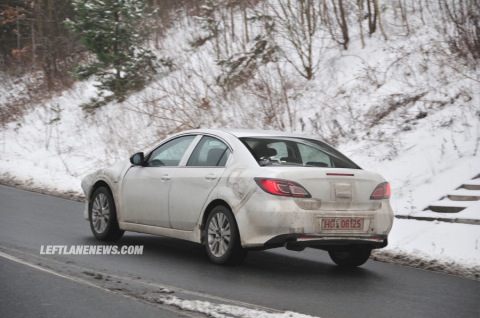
[321,218,364,230]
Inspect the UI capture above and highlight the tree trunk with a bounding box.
[373,0,388,40]
[367,0,377,35]
[358,0,366,48]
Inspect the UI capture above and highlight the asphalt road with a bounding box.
[0,184,479,318]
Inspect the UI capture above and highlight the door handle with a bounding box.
[161,174,171,182]
[205,174,217,181]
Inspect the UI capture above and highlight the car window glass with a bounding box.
[187,136,230,167]
[265,141,288,158]
[241,137,359,169]
[147,135,196,167]
[298,143,332,167]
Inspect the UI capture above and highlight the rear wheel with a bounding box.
[89,187,124,241]
[328,246,372,267]
[205,205,247,265]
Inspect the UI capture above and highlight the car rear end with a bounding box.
[232,135,394,251]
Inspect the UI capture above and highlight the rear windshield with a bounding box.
[240,137,360,169]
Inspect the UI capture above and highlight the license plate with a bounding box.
[321,218,364,230]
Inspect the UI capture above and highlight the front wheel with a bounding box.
[205,205,247,265]
[89,187,124,241]
[328,246,372,268]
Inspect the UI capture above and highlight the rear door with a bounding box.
[168,135,231,231]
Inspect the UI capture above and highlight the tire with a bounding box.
[89,187,124,241]
[328,246,372,268]
[205,205,247,265]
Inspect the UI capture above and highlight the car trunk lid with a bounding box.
[277,167,384,211]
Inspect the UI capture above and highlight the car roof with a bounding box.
[180,128,314,139]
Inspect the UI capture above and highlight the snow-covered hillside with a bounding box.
[0,1,479,278]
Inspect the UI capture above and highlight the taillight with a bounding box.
[370,182,391,200]
[255,178,311,198]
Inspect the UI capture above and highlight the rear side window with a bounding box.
[187,136,230,167]
[240,137,360,169]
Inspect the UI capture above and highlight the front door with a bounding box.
[121,135,197,227]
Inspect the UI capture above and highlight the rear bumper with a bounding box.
[235,192,394,249]
[261,234,388,251]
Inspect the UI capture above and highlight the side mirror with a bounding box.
[130,152,145,166]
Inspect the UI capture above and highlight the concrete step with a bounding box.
[461,179,480,190]
[426,199,474,213]
[427,205,465,213]
[422,174,480,215]
[447,189,480,201]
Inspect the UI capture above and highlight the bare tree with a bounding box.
[357,0,366,48]
[440,0,480,66]
[323,0,350,50]
[362,0,387,40]
[397,0,410,35]
[266,0,321,80]
[0,2,32,70]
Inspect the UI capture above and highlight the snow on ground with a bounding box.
[385,219,479,263]
[336,90,480,278]
[153,295,319,318]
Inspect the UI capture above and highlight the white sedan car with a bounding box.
[82,129,393,267]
